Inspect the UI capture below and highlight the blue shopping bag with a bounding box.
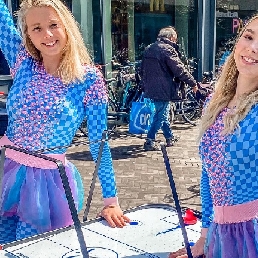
[129,95,155,134]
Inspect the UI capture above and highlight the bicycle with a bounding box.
[77,63,142,137]
[168,55,216,126]
[169,75,215,126]
[169,85,202,126]
[107,64,142,127]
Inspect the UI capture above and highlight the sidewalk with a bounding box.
[67,121,202,222]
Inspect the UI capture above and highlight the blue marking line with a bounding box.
[156,224,181,236]
[129,221,139,225]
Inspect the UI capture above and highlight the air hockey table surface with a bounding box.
[0,204,201,258]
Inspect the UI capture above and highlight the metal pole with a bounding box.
[161,144,193,258]
[56,161,89,258]
[83,131,108,221]
[202,0,216,73]
[1,145,89,258]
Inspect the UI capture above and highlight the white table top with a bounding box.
[0,204,201,258]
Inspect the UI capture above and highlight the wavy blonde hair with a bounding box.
[199,14,258,139]
[16,0,92,84]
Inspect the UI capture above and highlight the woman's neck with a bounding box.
[42,55,62,75]
[227,76,258,108]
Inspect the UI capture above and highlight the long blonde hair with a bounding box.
[199,14,258,138]
[16,0,92,84]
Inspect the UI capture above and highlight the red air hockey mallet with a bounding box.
[183,209,198,225]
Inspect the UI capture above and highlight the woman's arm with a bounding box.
[164,47,197,88]
[84,67,130,227]
[0,0,22,69]
[200,164,213,229]
[84,68,118,201]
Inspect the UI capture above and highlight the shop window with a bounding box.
[111,0,198,69]
[111,1,130,65]
[216,0,258,65]
[111,0,175,65]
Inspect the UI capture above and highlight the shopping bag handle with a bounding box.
[138,93,153,104]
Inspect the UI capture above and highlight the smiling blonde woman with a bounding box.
[170,14,258,258]
[0,0,130,244]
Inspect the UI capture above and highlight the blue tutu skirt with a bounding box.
[0,157,84,234]
[205,220,258,258]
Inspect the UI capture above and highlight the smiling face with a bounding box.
[234,18,258,79]
[25,6,67,61]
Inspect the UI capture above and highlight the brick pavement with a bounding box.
[66,121,202,222]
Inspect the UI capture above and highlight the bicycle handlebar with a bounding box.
[105,78,116,84]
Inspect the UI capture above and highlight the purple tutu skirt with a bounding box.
[205,220,258,258]
[0,157,84,234]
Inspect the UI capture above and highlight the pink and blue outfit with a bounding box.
[0,0,118,243]
[200,104,258,258]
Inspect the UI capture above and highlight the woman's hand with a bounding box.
[169,236,206,258]
[100,205,130,228]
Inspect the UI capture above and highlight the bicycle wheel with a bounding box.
[181,90,202,125]
[108,98,117,113]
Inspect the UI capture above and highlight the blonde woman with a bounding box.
[0,0,129,243]
[170,14,258,258]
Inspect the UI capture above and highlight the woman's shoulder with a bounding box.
[238,103,258,131]
[10,45,32,76]
[82,64,103,84]
[82,64,107,105]
[83,64,101,76]
[247,103,258,118]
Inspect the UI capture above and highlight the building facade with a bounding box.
[1,0,258,80]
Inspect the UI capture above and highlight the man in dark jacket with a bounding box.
[141,26,198,151]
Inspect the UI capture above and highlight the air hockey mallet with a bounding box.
[160,143,194,258]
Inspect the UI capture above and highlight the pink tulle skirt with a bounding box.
[0,157,84,234]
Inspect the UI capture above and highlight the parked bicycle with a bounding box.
[77,63,142,136]
[169,70,215,126]
[169,85,202,126]
[107,63,142,127]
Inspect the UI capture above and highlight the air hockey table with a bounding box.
[0,133,202,258]
[0,204,202,258]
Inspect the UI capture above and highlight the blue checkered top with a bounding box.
[0,0,117,198]
[199,105,258,228]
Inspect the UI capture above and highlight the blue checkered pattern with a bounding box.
[16,221,38,240]
[0,0,22,68]
[0,216,18,244]
[229,106,258,204]
[200,165,213,228]
[0,0,117,203]
[200,104,258,228]
[87,102,117,198]
[0,216,38,243]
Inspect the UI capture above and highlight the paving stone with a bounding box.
[66,121,202,222]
